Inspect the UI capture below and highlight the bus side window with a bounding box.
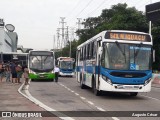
[80,48,83,60]
[93,41,97,59]
[84,46,86,60]
[86,45,88,60]
[91,42,94,59]
[101,47,105,67]
[86,44,90,60]
[89,43,91,59]
[83,46,86,60]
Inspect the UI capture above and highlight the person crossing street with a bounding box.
[54,65,60,82]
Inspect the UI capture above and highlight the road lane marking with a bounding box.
[58,82,120,120]
[95,106,105,111]
[75,93,79,96]
[87,101,94,105]
[18,82,75,120]
[80,97,86,100]
[140,95,160,101]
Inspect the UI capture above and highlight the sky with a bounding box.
[0,0,159,50]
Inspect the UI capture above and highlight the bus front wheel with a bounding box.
[93,79,101,96]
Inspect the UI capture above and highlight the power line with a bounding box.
[65,0,81,18]
[75,0,94,18]
[87,0,110,17]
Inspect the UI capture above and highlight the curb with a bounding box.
[18,81,74,120]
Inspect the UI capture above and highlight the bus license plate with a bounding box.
[39,75,44,78]
[124,86,134,89]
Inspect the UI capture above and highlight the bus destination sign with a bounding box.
[31,51,52,56]
[105,32,151,42]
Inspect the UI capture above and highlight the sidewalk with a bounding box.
[0,80,60,120]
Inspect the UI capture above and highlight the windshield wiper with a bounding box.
[115,41,126,63]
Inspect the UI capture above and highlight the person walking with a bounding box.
[0,62,5,82]
[10,61,18,83]
[24,66,29,85]
[16,64,23,83]
[5,66,11,82]
[54,65,60,82]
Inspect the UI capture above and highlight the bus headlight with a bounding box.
[144,78,152,86]
[102,75,112,85]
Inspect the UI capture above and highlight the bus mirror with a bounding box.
[98,47,103,56]
[153,49,155,62]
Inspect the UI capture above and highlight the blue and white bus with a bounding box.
[76,30,153,96]
[57,57,75,77]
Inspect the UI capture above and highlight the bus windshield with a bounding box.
[60,61,74,69]
[29,55,54,72]
[102,42,152,70]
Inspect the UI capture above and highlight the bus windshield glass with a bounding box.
[60,61,74,69]
[29,55,54,72]
[102,42,152,70]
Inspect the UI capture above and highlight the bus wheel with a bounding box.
[80,79,85,89]
[80,74,85,89]
[130,92,138,96]
[93,80,101,96]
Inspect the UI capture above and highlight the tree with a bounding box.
[55,40,78,59]
[77,3,148,45]
[151,21,160,70]
[56,3,160,70]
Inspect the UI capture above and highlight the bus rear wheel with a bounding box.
[80,74,85,89]
[80,79,85,89]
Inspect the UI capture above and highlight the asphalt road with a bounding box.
[28,76,160,120]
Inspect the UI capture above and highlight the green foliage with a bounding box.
[55,40,78,59]
[151,21,160,70]
[56,3,160,70]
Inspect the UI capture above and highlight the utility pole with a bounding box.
[149,0,152,35]
[59,17,66,48]
[56,28,61,49]
[77,18,82,30]
[53,35,56,50]
[65,26,69,46]
[70,27,75,40]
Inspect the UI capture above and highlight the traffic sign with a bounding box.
[146,2,160,23]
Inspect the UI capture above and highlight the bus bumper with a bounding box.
[59,72,74,76]
[99,77,151,93]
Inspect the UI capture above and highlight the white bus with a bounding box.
[28,50,55,81]
[76,30,153,96]
[57,57,75,77]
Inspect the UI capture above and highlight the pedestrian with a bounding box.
[24,66,29,85]
[10,61,18,83]
[54,65,60,82]
[5,66,11,82]
[0,62,5,82]
[16,64,23,83]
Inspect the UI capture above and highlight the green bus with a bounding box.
[28,50,55,81]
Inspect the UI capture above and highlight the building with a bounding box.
[0,19,18,53]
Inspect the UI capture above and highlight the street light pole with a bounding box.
[149,0,152,35]
[69,40,71,57]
